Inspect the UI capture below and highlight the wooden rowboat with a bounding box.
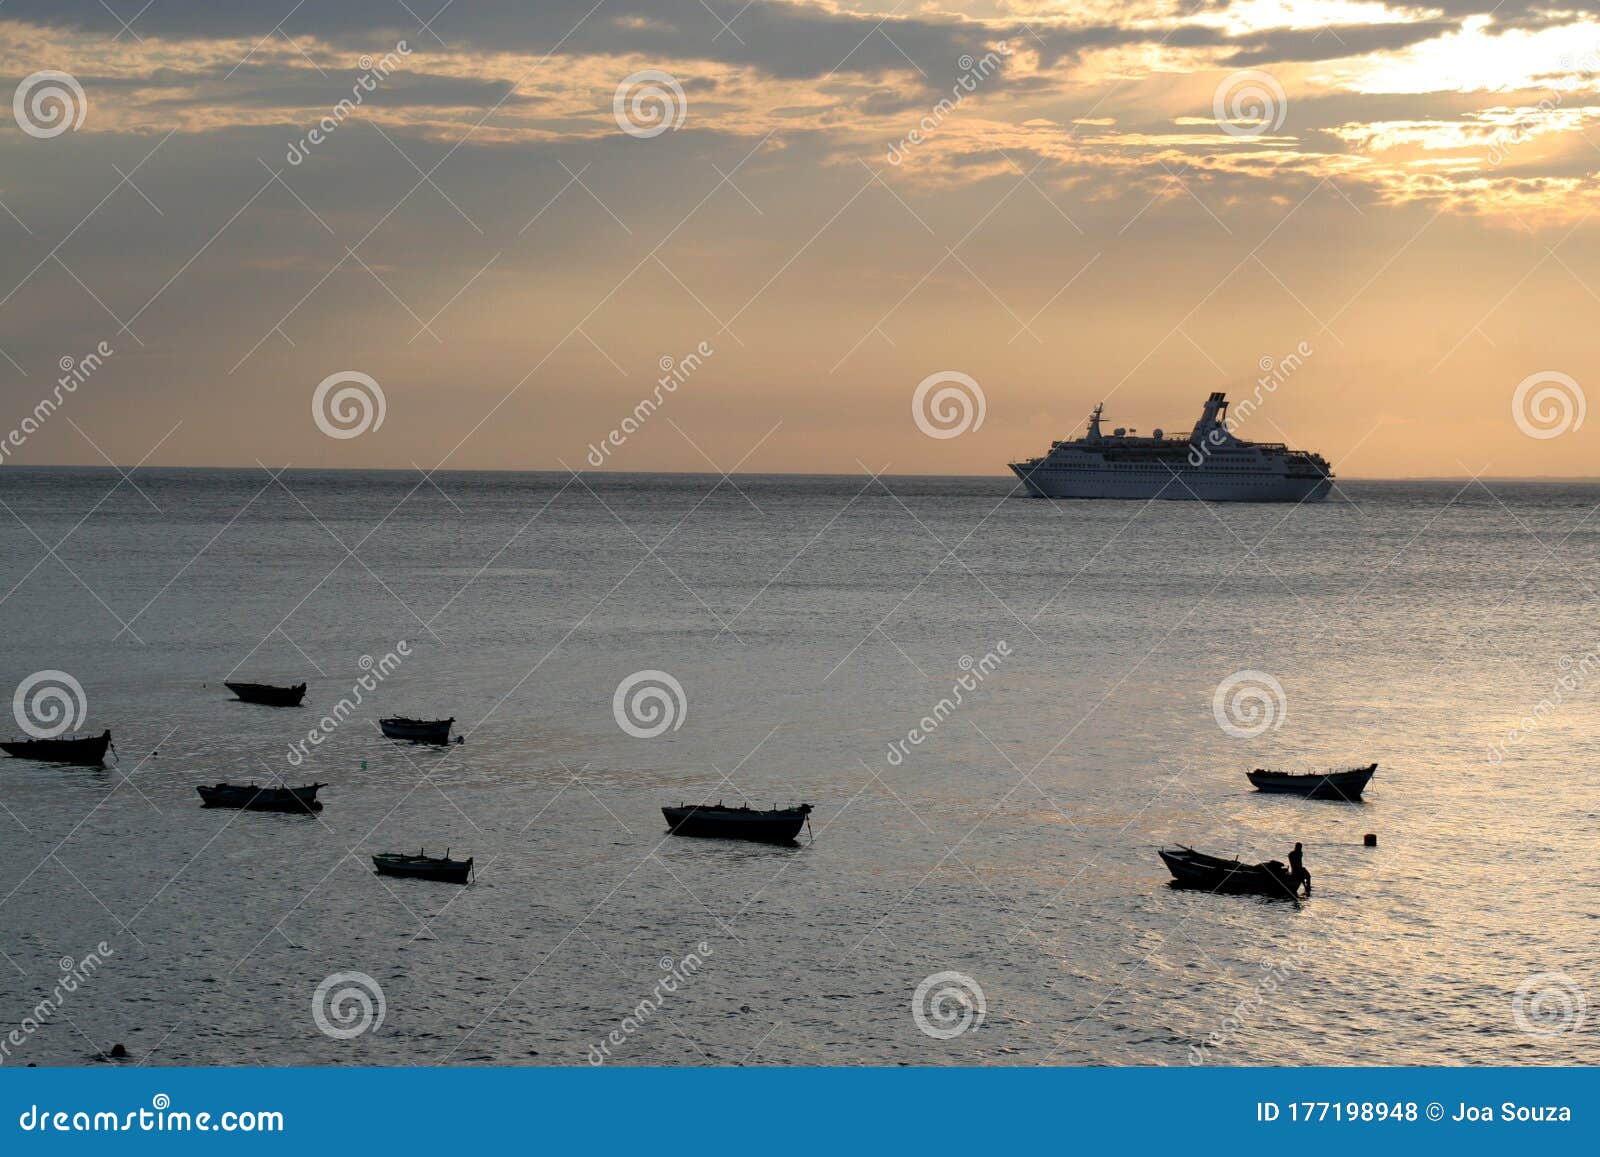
[0,729,114,766]
[1159,846,1299,898]
[379,716,453,744]
[196,782,325,812]
[662,802,812,844]
[224,681,307,707]
[372,849,473,884]
[1247,763,1377,800]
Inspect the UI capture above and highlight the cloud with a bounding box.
[1222,21,1461,65]
[0,2,1496,87]
[3,1,1015,84]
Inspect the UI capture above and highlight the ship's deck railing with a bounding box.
[1043,438,1324,459]
[1053,436,1200,447]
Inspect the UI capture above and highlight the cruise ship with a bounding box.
[1008,392,1333,502]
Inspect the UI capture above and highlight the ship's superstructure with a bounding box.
[1008,392,1332,502]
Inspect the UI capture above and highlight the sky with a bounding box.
[1,0,1598,478]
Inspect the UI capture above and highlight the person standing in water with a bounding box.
[1287,842,1310,896]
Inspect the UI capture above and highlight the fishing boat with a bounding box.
[372,849,473,884]
[224,681,307,706]
[196,782,325,812]
[1247,763,1377,801]
[1158,846,1299,898]
[662,802,812,844]
[0,729,114,766]
[379,716,453,743]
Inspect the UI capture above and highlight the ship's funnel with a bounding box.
[1192,392,1229,440]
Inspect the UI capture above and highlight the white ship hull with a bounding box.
[1010,464,1331,502]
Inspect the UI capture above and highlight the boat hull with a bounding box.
[225,682,306,706]
[379,718,453,743]
[1010,463,1331,502]
[662,805,810,844]
[197,783,324,812]
[0,730,112,766]
[372,857,472,884]
[1159,848,1299,898]
[1247,764,1376,800]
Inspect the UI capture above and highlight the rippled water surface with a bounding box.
[1,469,1596,1066]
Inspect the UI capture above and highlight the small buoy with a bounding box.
[109,1043,128,1058]
[1363,833,1377,847]
[360,760,367,770]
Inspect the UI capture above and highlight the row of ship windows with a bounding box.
[1045,457,1256,465]
[1039,464,1275,473]
[1032,477,1290,487]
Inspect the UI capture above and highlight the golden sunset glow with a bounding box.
[1,1,1597,477]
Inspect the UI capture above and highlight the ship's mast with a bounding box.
[1086,402,1104,440]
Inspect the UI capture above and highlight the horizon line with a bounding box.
[6,463,1600,484]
